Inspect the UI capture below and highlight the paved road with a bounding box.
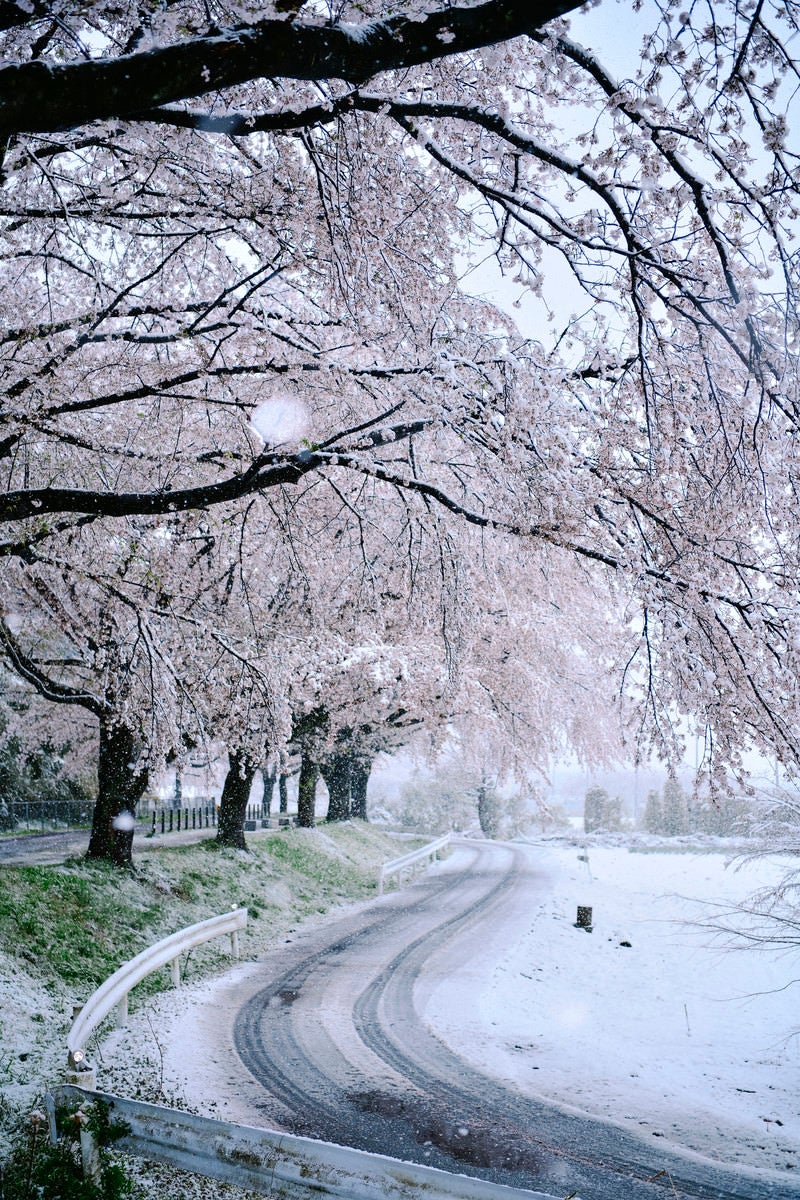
[0,828,94,864]
[0,824,220,865]
[0,823,290,866]
[233,840,798,1200]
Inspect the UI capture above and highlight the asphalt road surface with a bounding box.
[0,824,221,865]
[232,840,798,1200]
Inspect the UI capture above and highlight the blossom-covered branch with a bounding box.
[0,0,584,138]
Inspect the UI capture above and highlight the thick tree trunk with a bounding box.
[216,750,258,849]
[278,773,288,814]
[350,755,372,821]
[477,782,499,838]
[320,752,351,822]
[297,752,318,828]
[86,720,148,867]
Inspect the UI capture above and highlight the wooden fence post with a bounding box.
[575,905,593,931]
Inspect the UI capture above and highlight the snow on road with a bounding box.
[100,839,799,1185]
[423,842,799,1178]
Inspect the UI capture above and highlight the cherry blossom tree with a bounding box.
[449,529,626,774]
[0,570,166,865]
[290,635,451,824]
[230,471,465,832]
[0,506,294,862]
[0,665,95,825]
[0,0,798,826]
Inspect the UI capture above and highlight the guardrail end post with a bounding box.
[171,957,181,987]
[230,929,240,959]
[377,869,384,896]
[66,1055,97,1091]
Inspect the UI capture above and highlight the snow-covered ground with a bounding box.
[96,839,799,1186]
[424,842,799,1178]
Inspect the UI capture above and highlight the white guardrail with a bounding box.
[378,833,451,895]
[66,907,247,1086]
[54,1086,559,1200]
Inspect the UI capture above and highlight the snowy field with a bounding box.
[424,842,799,1180]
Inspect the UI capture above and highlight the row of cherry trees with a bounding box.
[1,472,621,860]
[0,0,798,862]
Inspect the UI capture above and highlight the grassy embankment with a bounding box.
[0,822,410,1124]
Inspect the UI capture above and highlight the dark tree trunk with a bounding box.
[279,773,288,814]
[477,782,499,838]
[86,720,149,867]
[261,764,276,819]
[320,751,351,822]
[216,749,258,849]
[350,754,372,821]
[297,752,318,828]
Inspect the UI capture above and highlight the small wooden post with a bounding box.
[575,905,593,931]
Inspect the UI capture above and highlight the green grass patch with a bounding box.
[0,863,162,986]
[265,832,369,891]
[0,822,408,997]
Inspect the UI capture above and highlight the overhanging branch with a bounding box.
[0,419,432,523]
[0,616,103,713]
[0,0,584,138]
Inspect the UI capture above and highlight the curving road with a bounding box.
[232,840,797,1200]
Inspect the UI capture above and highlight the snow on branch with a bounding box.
[0,0,584,138]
